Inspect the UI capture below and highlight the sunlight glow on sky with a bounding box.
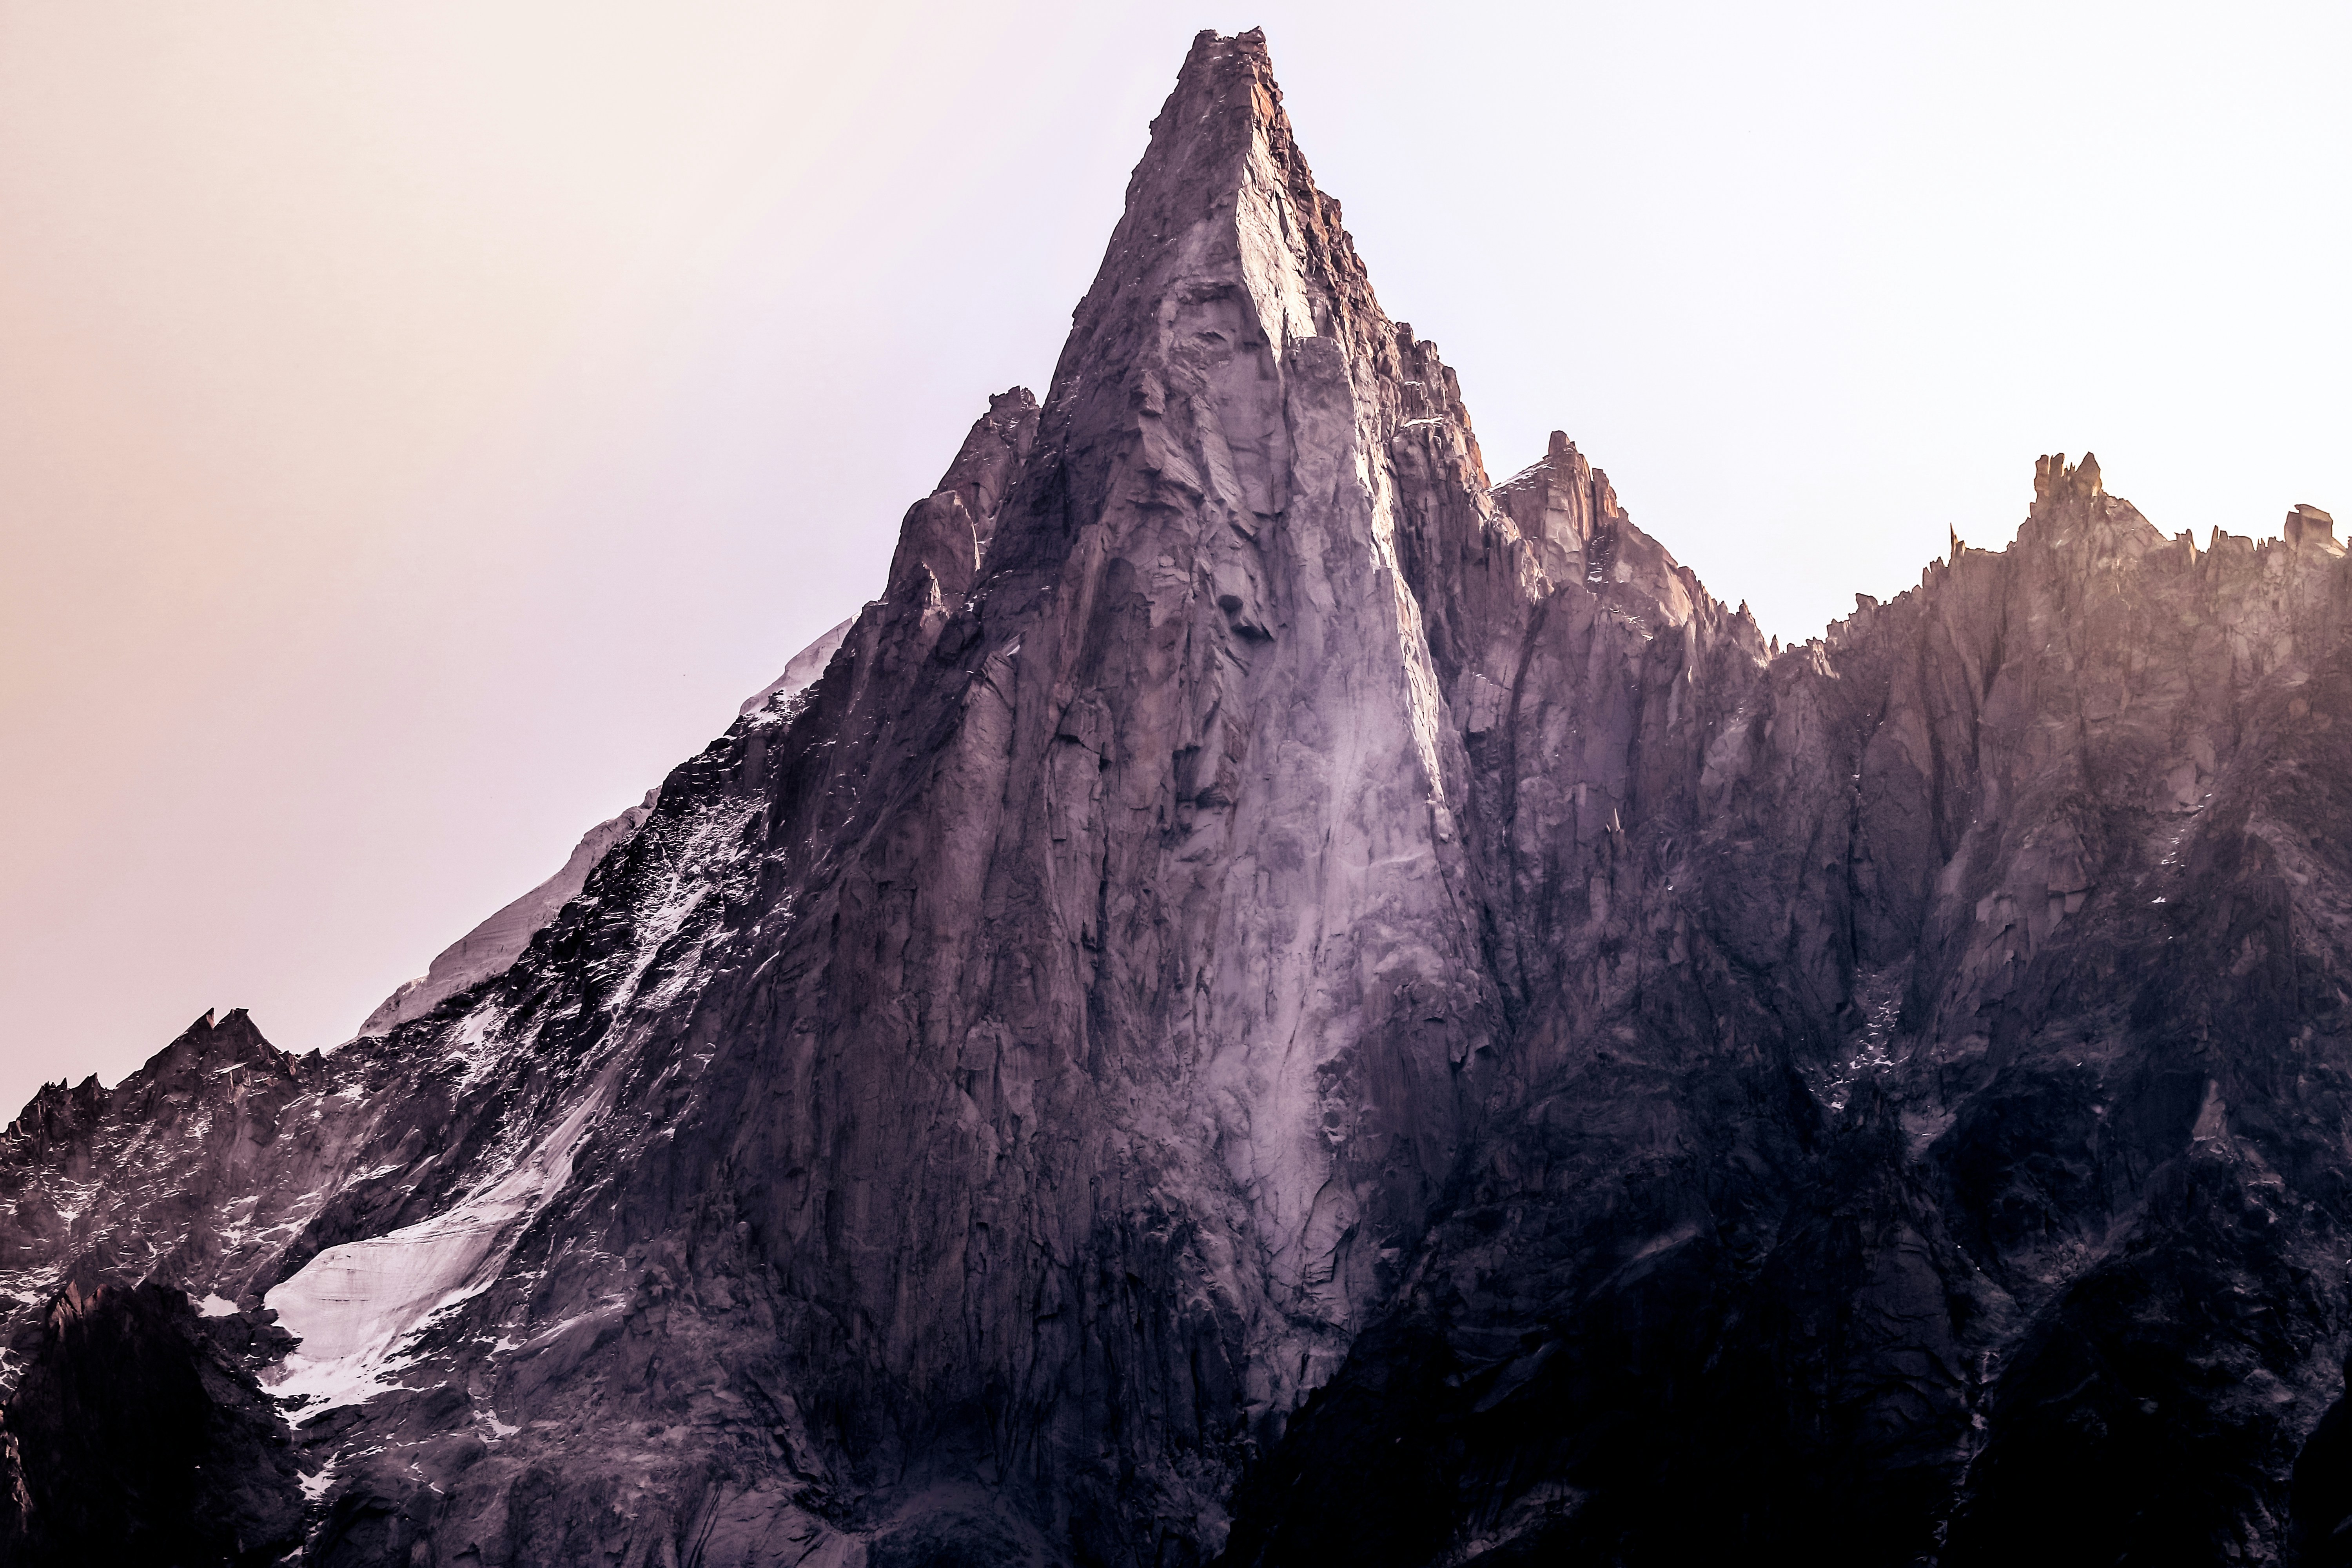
[2,2,2346,1112]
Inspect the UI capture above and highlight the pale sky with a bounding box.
[3,2,2346,1116]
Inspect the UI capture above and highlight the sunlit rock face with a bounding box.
[4,27,2352,1567]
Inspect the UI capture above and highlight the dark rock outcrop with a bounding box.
[2296,1358,2352,1564]
[0,1280,304,1565]
[0,27,2346,1566]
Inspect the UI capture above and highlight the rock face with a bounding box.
[361,612,861,1041]
[3,27,2350,1566]
[361,799,661,1036]
[739,617,857,719]
[0,1280,305,1564]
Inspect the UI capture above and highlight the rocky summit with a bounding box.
[4,28,2351,1567]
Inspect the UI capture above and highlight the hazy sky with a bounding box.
[3,2,2347,1115]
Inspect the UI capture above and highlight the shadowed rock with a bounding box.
[0,1281,303,1566]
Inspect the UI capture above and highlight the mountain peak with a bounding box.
[1106,28,1290,253]
[2034,448,2105,506]
[1058,27,1382,406]
[9,28,2352,1568]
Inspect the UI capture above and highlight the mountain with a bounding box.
[360,799,661,1038]
[356,616,857,1042]
[4,28,2351,1566]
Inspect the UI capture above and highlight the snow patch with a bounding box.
[196,1292,241,1318]
[593,793,761,1014]
[263,1085,608,1412]
[740,617,853,718]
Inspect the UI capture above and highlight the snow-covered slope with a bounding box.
[358,618,853,1038]
[737,615,852,718]
[358,799,656,1036]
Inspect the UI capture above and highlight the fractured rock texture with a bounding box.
[2,27,2350,1567]
[361,798,661,1037]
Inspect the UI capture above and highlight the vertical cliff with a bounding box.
[1225,457,2352,1565]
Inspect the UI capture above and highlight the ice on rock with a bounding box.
[264,1086,606,1410]
[359,796,662,1037]
[356,615,848,1043]
[739,617,854,717]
